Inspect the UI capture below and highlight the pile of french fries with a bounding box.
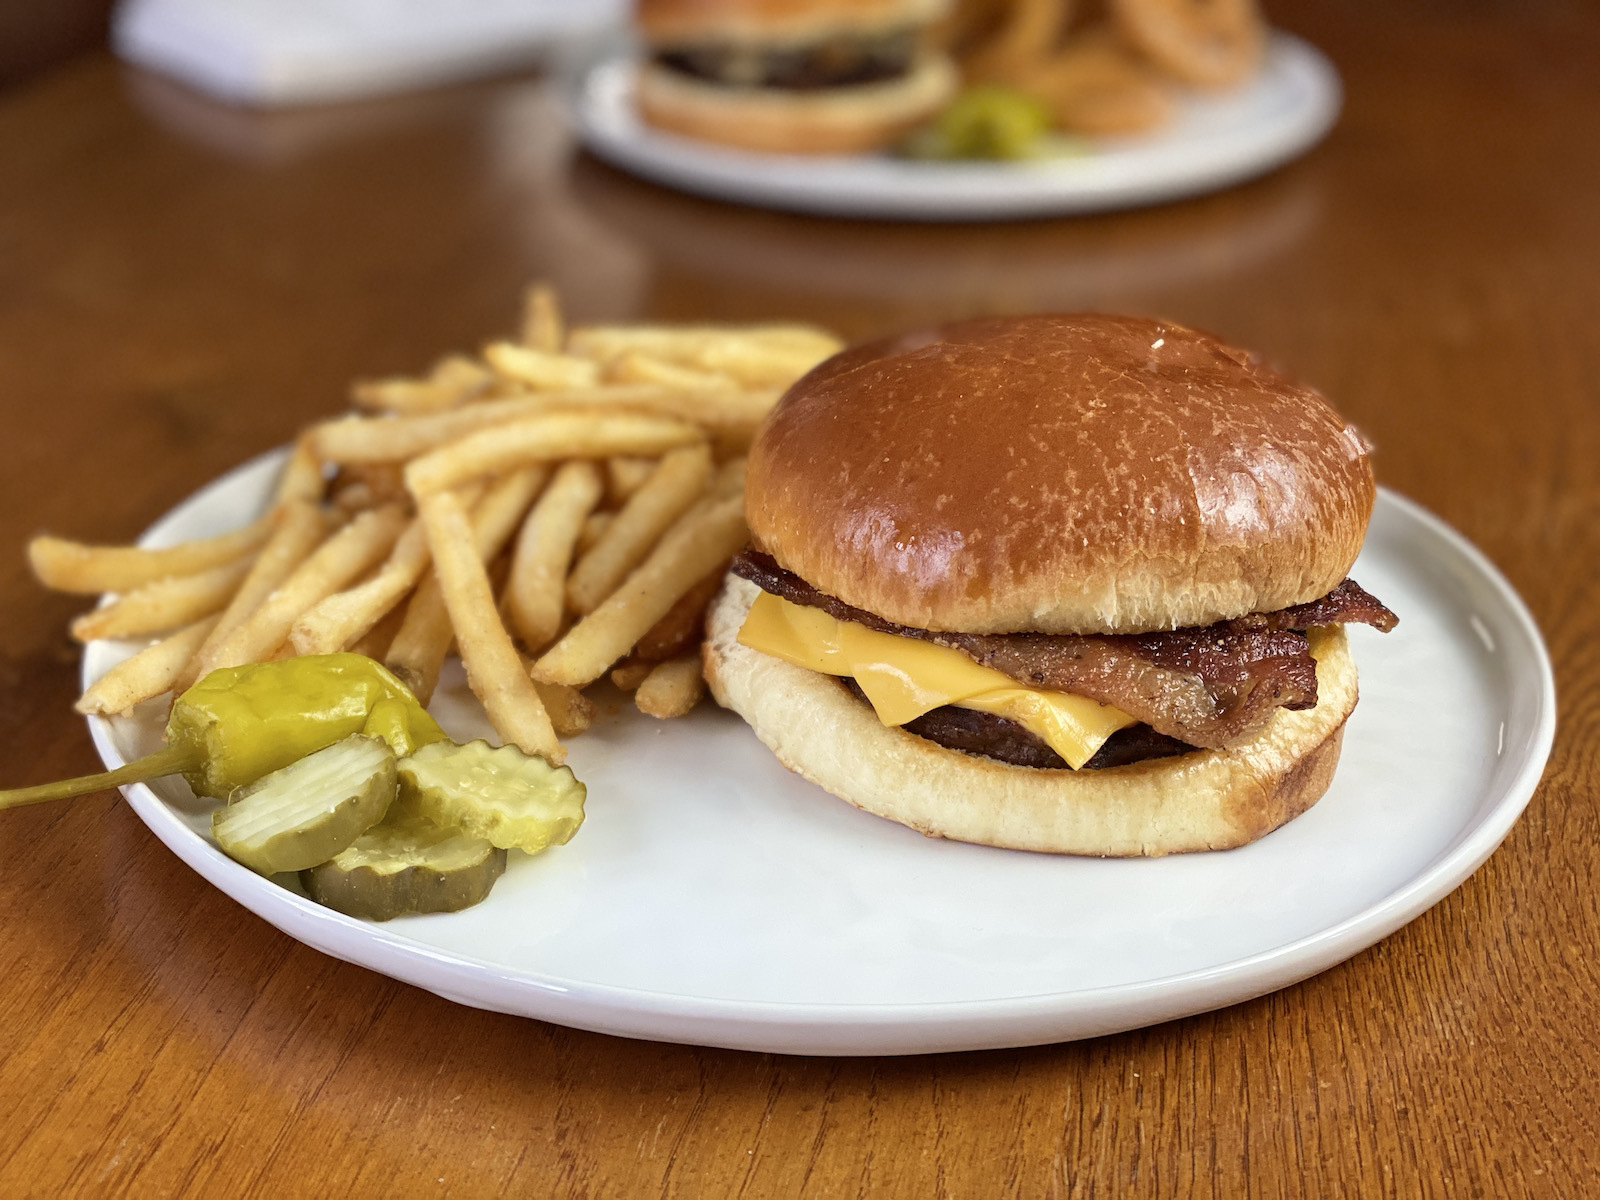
[29,287,843,767]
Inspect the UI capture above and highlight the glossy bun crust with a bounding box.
[705,577,1357,856]
[745,314,1376,635]
[638,0,949,45]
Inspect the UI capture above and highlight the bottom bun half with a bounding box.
[636,56,958,155]
[703,576,1359,857]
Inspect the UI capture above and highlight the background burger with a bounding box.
[634,0,959,154]
[704,314,1398,856]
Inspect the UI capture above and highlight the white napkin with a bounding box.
[113,0,629,107]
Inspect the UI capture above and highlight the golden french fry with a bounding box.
[568,444,714,615]
[194,504,409,674]
[634,567,726,662]
[352,356,490,414]
[29,514,272,596]
[352,379,464,414]
[635,655,706,719]
[70,556,253,643]
[520,284,565,353]
[605,456,658,505]
[174,500,331,694]
[577,511,614,554]
[485,342,599,391]
[693,340,836,388]
[404,413,703,497]
[289,516,433,656]
[418,490,562,764]
[313,387,770,466]
[433,354,494,391]
[75,615,221,715]
[506,461,603,651]
[387,468,545,703]
[347,599,409,663]
[532,679,596,738]
[711,455,747,500]
[568,324,841,370]
[608,352,735,391]
[610,661,653,691]
[533,494,747,688]
[275,438,328,507]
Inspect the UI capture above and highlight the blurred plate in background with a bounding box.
[571,33,1341,221]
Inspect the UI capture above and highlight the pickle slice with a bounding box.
[213,734,396,876]
[300,814,507,921]
[397,739,585,855]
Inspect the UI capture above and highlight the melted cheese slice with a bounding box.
[737,591,1136,769]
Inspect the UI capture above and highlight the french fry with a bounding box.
[634,567,726,662]
[74,615,221,715]
[711,455,748,499]
[386,468,545,703]
[274,437,328,507]
[610,661,652,691]
[608,352,734,391]
[605,456,657,505]
[172,501,331,694]
[347,599,409,664]
[533,494,747,688]
[520,283,564,353]
[353,355,490,414]
[567,324,841,370]
[403,413,703,497]
[194,504,409,674]
[484,342,599,391]
[635,655,706,719]
[506,461,603,651]
[70,557,253,643]
[30,514,272,596]
[532,679,596,738]
[577,511,613,554]
[352,378,465,415]
[568,444,713,615]
[289,516,433,656]
[418,490,563,764]
[313,387,767,466]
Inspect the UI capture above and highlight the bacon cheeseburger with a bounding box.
[634,0,958,154]
[704,314,1398,856]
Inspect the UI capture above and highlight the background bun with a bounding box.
[746,314,1377,634]
[637,0,951,46]
[635,56,957,156]
[704,577,1358,856]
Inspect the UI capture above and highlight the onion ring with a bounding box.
[1110,0,1264,88]
[1017,27,1172,134]
[964,0,1074,83]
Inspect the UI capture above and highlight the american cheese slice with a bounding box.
[737,590,1136,769]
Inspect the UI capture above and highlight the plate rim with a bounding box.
[84,456,1556,1054]
[568,32,1344,221]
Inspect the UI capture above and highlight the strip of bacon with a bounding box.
[730,552,1396,750]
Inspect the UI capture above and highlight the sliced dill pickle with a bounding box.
[213,734,396,876]
[397,739,585,855]
[300,813,507,921]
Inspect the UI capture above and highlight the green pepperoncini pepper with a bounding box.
[0,653,446,809]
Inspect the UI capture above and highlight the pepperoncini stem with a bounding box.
[0,743,197,811]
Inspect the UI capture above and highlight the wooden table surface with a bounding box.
[2,2,1597,1193]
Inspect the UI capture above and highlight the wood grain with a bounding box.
[1,2,1598,1193]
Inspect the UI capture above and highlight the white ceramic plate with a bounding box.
[86,451,1553,1056]
[569,34,1342,220]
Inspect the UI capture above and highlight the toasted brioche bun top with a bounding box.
[745,313,1376,635]
[637,0,949,47]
